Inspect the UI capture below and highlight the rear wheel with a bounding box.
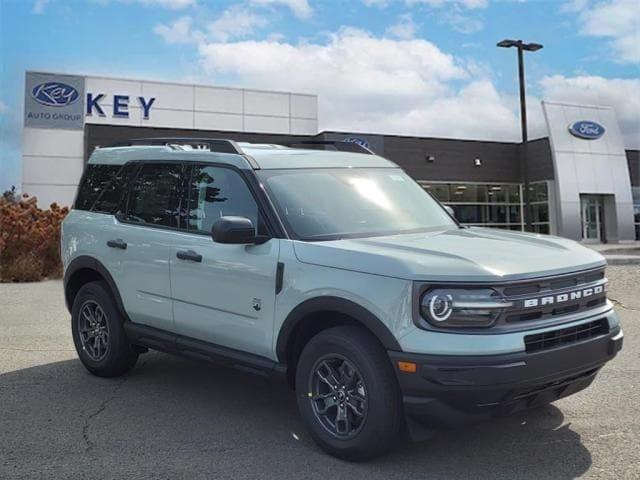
[71,281,138,377]
[295,326,403,460]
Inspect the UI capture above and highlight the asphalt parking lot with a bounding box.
[1,266,639,479]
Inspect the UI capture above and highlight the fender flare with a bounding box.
[63,255,127,317]
[275,296,402,362]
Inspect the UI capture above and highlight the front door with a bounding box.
[581,195,603,243]
[169,164,280,359]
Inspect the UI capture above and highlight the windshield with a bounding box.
[258,168,457,240]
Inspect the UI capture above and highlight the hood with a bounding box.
[292,227,606,282]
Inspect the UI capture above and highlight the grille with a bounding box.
[498,268,607,326]
[524,319,609,353]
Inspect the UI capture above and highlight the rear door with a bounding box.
[113,162,186,332]
[169,164,280,358]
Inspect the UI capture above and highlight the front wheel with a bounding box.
[295,326,403,460]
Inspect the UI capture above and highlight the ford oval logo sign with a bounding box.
[31,82,80,107]
[343,137,370,149]
[568,121,605,140]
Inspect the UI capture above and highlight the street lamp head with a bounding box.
[497,39,518,48]
[522,42,543,52]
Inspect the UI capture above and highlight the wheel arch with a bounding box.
[63,256,127,319]
[276,297,402,378]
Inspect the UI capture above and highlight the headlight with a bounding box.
[419,288,512,328]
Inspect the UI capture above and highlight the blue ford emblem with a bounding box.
[568,121,605,140]
[343,137,370,149]
[31,82,80,107]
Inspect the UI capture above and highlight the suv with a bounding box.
[62,138,623,460]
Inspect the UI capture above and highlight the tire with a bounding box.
[295,325,403,461]
[71,281,138,377]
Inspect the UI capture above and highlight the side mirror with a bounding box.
[211,216,269,245]
[444,205,455,218]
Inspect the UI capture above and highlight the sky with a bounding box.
[1,0,639,191]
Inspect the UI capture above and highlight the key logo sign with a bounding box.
[568,121,605,140]
[31,82,80,107]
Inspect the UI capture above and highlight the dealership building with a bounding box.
[22,70,640,242]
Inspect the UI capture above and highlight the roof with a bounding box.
[241,145,396,169]
[88,146,253,169]
[88,142,398,170]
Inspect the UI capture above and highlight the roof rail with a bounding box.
[110,137,243,154]
[287,140,374,155]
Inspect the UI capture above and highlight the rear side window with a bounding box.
[126,163,184,228]
[75,165,120,211]
[93,164,136,214]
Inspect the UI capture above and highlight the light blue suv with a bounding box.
[62,138,623,460]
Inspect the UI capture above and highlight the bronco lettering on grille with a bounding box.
[522,284,606,309]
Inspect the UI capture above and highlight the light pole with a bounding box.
[497,39,543,232]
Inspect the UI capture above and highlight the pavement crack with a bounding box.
[608,296,640,312]
[81,376,128,453]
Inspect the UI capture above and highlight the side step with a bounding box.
[124,322,287,379]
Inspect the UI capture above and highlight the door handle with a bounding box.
[107,239,127,250]
[176,250,202,263]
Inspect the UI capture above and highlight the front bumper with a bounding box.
[388,326,623,428]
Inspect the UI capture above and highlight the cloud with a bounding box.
[195,28,535,141]
[540,74,640,147]
[363,0,488,8]
[250,0,312,19]
[569,0,640,63]
[406,0,488,9]
[361,0,391,6]
[153,16,197,44]
[127,0,195,8]
[441,11,484,33]
[35,0,195,13]
[385,13,417,39]
[154,6,267,44]
[32,0,50,14]
[208,5,268,41]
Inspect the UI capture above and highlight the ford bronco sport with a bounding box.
[62,138,623,460]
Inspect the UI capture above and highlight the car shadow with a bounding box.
[0,351,592,479]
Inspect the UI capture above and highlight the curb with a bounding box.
[603,257,640,266]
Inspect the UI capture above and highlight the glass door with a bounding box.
[581,195,602,242]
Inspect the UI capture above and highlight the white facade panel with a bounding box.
[195,87,243,114]
[23,155,83,186]
[194,111,244,131]
[243,90,289,117]
[143,108,194,129]
[291,117,318,135]
[244,115,290,134]
[599,109,626,155]
[22,184,78,207]
[142,82,194,111]
[23,128,84,157]
[542,100,635,242]
[290,94,317,119]
[85,77,143,105]
[86,106,143,126]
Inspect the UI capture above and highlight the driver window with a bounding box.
[186,165,263,234]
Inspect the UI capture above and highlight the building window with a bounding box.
[421,180,551,234]
[528,181,551,234]
[633,187,640,240]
